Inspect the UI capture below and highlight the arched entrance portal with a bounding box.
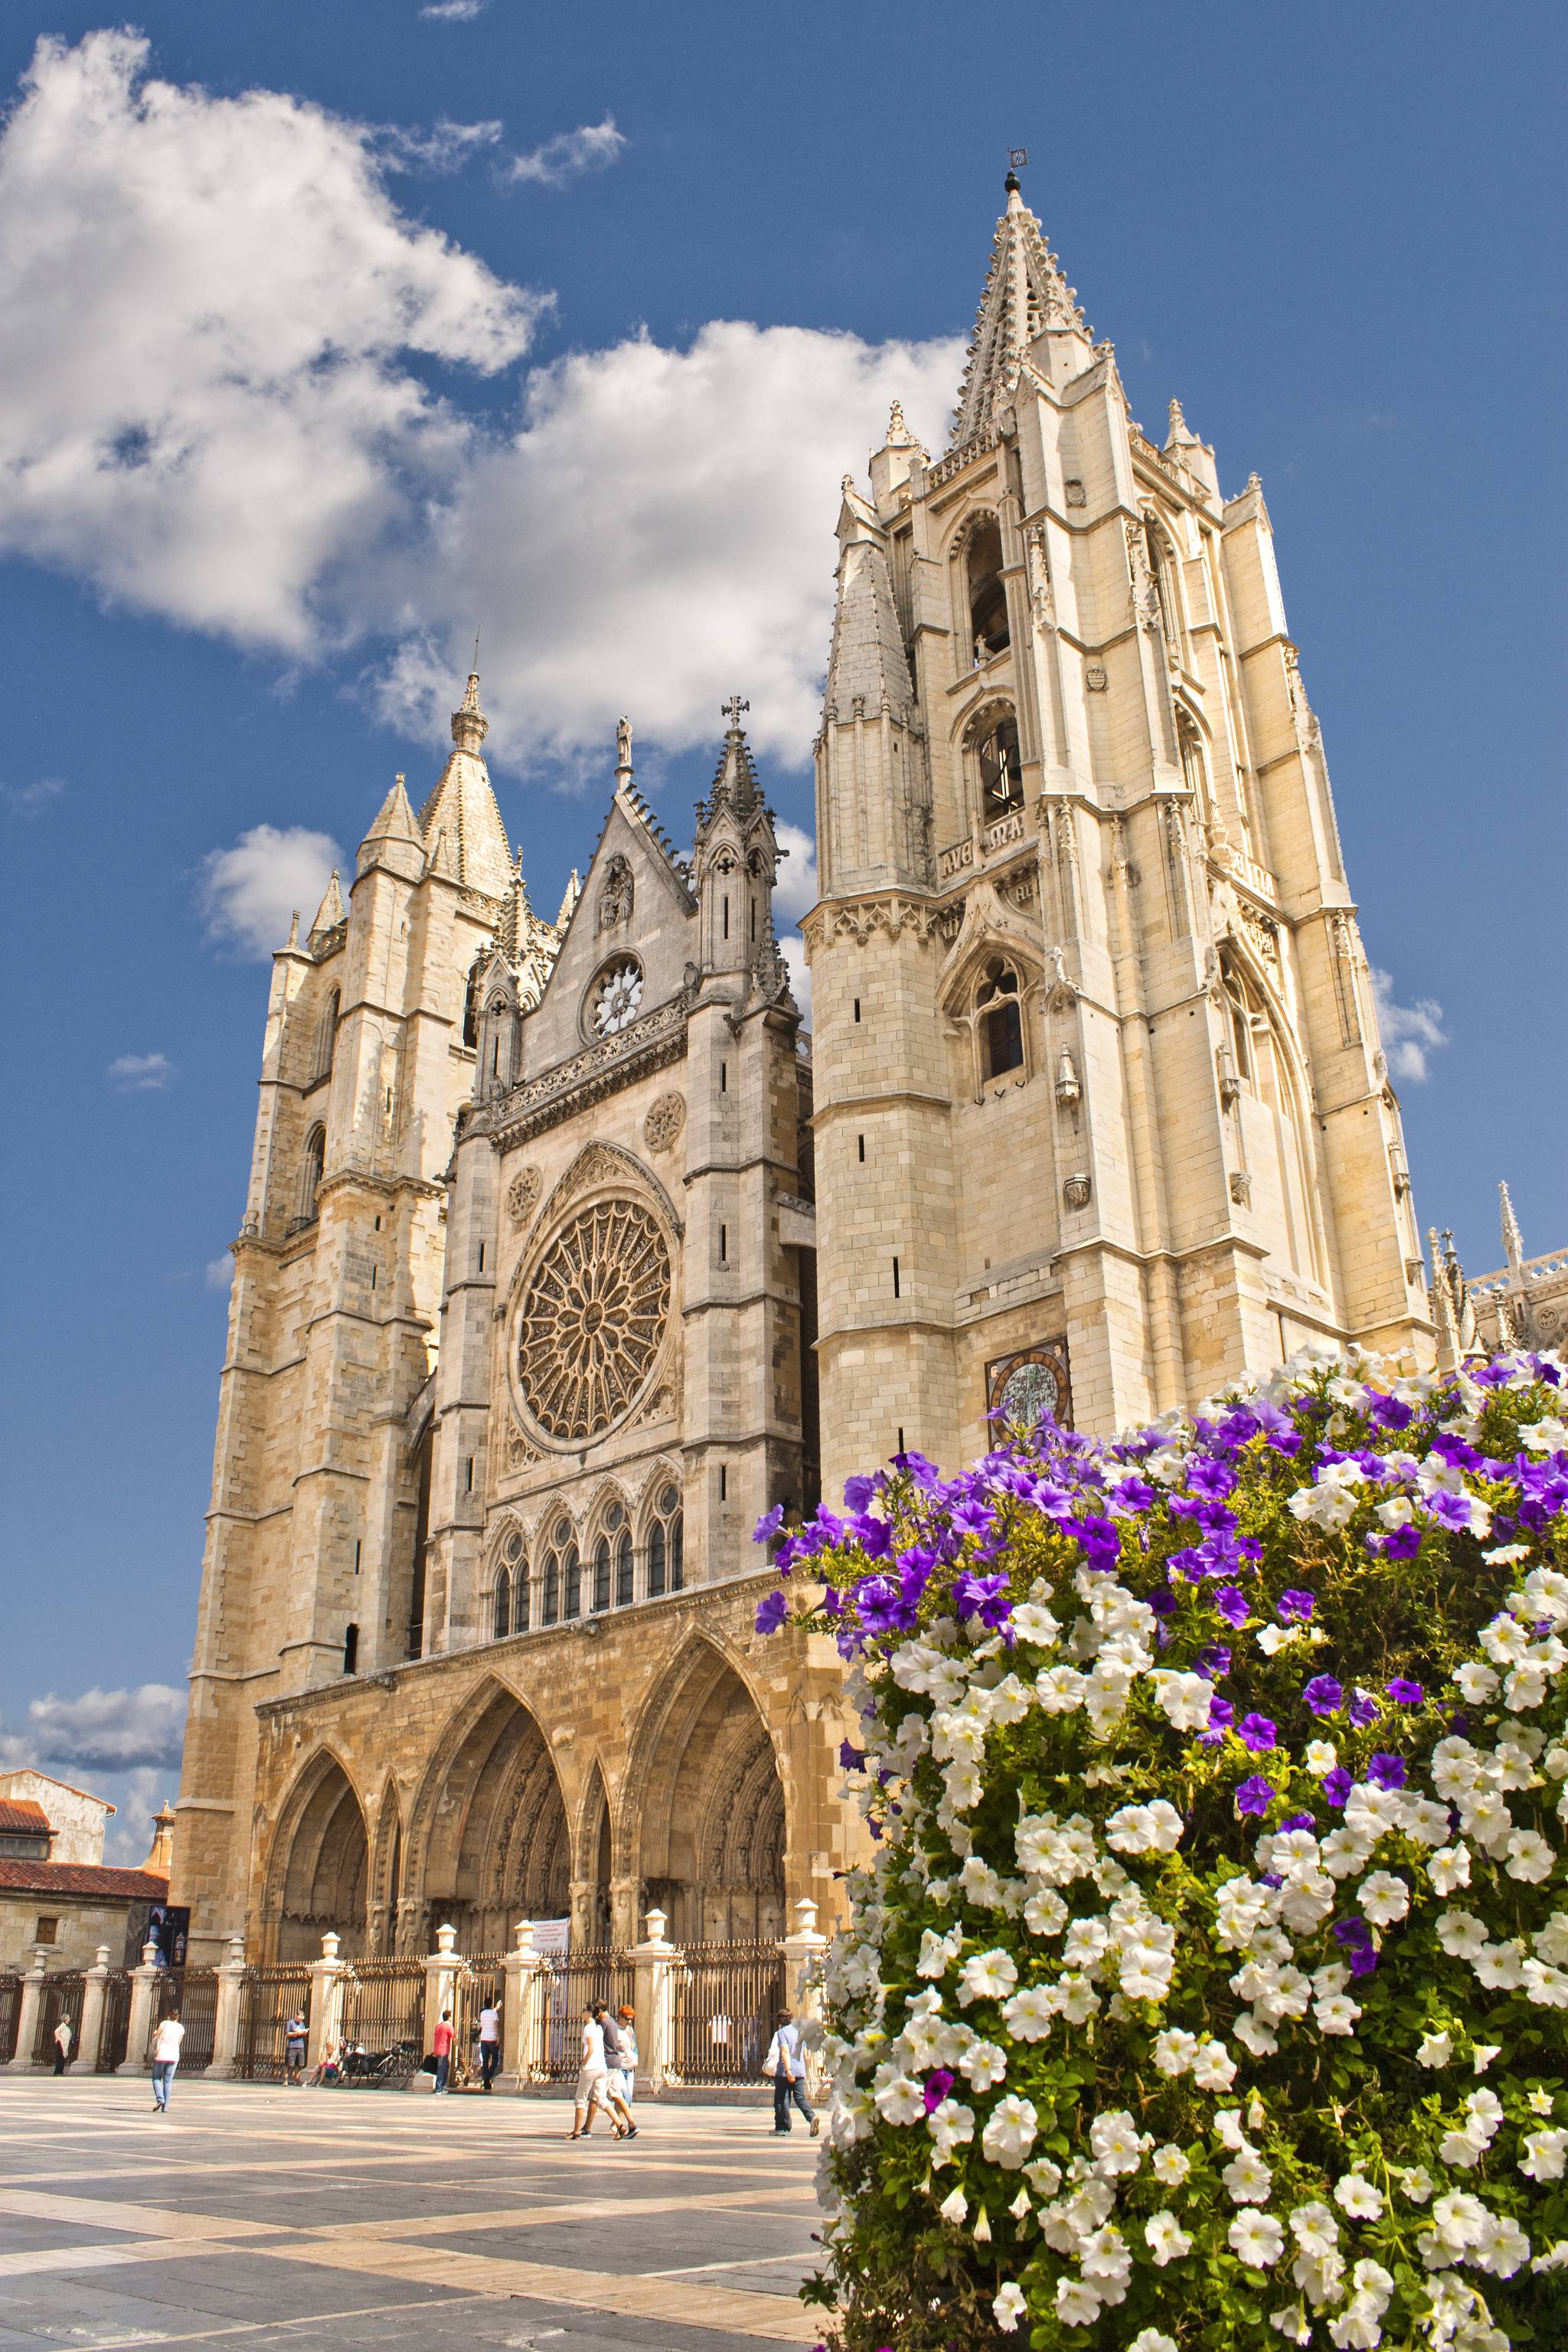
[634,1645,786,1944]
[415,1687,570,1952]
[270,1756,368,1962]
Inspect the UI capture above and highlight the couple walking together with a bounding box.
[570,2002,639,2138]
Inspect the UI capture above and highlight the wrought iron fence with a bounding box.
[146,1968,219,2071]
[525,1949,635,2082]
[337,1957,426,2084]
[96,1971,132,2072]
[669,1942,785,2086]
[33,1971,87,2066]
[235,1965,312,2082]
[0,1974,21,2065]
[452,1955,505,2089]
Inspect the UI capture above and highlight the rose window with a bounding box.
[517,1199,670,1441]
[591,959,644,1037]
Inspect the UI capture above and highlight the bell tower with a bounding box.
[805,170,1433,1500]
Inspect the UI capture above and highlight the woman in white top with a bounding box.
[150,2014,185,2112]
[568,2007,619,2140]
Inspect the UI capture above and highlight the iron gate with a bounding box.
[526,1950,635,2082]
[33,1972,86,2066]
[669,1942,784,2086]
[146,1968,219,2070]
[235,1965,312,2082]
[452,1956,505,2089]
[0,1975,21,2064]
[96,1971,132,2071]
[338,1958,425,2082]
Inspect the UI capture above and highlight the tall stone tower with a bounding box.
[175,675,567,1949]
[805,173,1432,1500]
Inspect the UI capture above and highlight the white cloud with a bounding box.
[201,823,343,958]
[0,1684,187,1773]
[108,1051,173,1091]
[205,1255,235,1293]
[384,116,501,174]
[421,0,486,17]
[773,820,818,924]
[1370,968,1448,1083]
[376,324,959,766]
[1,775,64,814]
[0,32,544,649]
[508,116,625,188]
[103,1766,175,1867]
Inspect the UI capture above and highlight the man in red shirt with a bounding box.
[431,2011,455,2094]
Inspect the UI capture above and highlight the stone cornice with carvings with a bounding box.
[468,994,690,1152]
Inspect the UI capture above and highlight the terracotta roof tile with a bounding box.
[0,1860,168,1899]
[0,1800,52,1834]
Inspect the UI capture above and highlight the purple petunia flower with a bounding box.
[1281,1811,1316,1832]
[842,1475,880,1512]
[1214,1586,1250,1628]
[1303,1674,1344,1717]
[1278,1588,1316,1622]
[855,1576,912,1635]
[1235,1775,1276,1818]
[1322,1768,1354,1808]
[1386,1677,1424,1706]
[1208,1697,1236,1733]
[838,1740,866,1770]
[1194,1644,1232,1680]
[1367,1753,1407,1791]
[1332,1916,1373,1951]
[1147,1589,1177,1619]
[1349,1945,1380,1978]
[755,1590,789,1635]
[1348,1690,1380,1730]
[753,1504,786,1545]
[1238,1713,1278,1753]
[1375,1521,1424,1563]
[923,2069,956,2112]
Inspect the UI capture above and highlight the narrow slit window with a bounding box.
[723,895,730,940]
[893,1256,900,1298]
[853,998,861,1024]
[858,1134,865,1163]
[353,1540,361,1576]
[719,1223,728,1263]
[720,1062,727,1093]
[477,1242,485,1272]
[343,1624,358,1675]
[719,1465,727,1502]
[464,1456,474,1494]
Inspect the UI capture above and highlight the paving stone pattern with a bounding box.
[0,2078,825,2351]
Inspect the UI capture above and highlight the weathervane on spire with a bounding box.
[721,694,750,731]
[472,629,481,674]
[1008,146,1028,170]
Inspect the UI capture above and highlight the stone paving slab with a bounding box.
[0,2078,826,2350]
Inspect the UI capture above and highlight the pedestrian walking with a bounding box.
[567,2004,620,2139]
[52,2017,74,2075]
[284,2011,308,2086]
[764,2009,818,2136]
[151,2011,184,2114]
[596,2002,638,2137]
[477,1998,501,2092]
[431,2011,455,2093]
[613,2004,639,2114]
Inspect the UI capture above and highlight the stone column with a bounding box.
[423,1922,459,2063]
[629,1908,682,2092]
[116,1943,162,2075]
[500,1919,544,2091]
[6,1949,49,2071]
[779,1896,830,2101]
[207,1938,247,2080]
[308,1932,347,2073]
[77,1946,111,2074]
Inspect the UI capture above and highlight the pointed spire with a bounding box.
[285,910,299,949]
[308,868,345,942]
[1500,1181,1526,1282]
[363,773,423,848]
[950,169,1087,449]
[416,668,512,899]
[698,696,765,828]
[825,522,915,729]
[554,869,581,930]
[494,851,532,962]
[885,399,918,449]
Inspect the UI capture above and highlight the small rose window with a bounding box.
[591,959,644,1037]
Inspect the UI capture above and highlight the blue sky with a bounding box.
[1,1,1563,1855]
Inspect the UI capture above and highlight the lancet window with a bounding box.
[965,515,1009,660]
[978,961,1024,1081]
[299,1124,326,1224]
[976,713,1023,822]
[647,1481,684,1597]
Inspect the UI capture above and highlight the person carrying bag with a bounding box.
[763,2008,818,2136]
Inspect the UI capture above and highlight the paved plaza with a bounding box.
[0,2076,825,2352]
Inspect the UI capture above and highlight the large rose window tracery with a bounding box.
[516,1199,670,1442]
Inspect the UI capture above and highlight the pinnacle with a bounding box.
[949,181,1088,450]
[362,773,423,848]
[308,868,345,941]
[416,668,512,899]
[699,697,764,827]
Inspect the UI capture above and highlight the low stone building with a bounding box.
[0,1775,171,1972]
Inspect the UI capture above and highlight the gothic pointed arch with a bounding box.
[577,1761,615,1945]
[622,1632,786,1944]
[367,1774,404,1955]
[402,1675,570,1950]
[1212,925,1331,1290]
[261,1746,369,1963]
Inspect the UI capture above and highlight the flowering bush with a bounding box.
[756,1351,1568,2350]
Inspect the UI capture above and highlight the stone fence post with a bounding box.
[501,1919,544,2091]
[207,1938,247,2079]
[308,1932,346,2073]
[630,1907,681,2092]
[78,1946,112,2073]
[6,1949,49,2071]
[423,1922,459,2064]
[779,1896,829,2101]
[117,1943,162,2075]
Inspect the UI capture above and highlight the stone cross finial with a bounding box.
[721,694,750,732]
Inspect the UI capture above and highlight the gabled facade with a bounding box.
[805,172,1433,1498]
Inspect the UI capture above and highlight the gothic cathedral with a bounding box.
[172,179,1432,1962]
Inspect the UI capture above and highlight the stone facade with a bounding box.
[172,178,1432,1967]
[805,173,1433,1501]
[1430,1185,1568,1367]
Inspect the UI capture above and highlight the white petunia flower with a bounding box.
[1357,1870,1410,1926]
[1089,2108,1145,2176]
[1145,2211,1192,2265]
[1021,1886,1068,1936]
[1521,1416,1568,1451]
[1054,2276,1102,2325]
[1315,1994,1361,2035]
[1151,1669,1215,1731]
[1472,2043,1501,2073]
[1453,1660,1500,1702]
[1400,2165,1433,2203]
[1223,2148,1274,2204]
[991,2282,1026,2331]
[1428,1845,1472,1895]
[1152,2143,1191,2185]
[937,2185,968,2223]
[981,2092,1039,2169]
[1010,1600,1061,1643]
[1023,2154,1062,2196]
[1193,2037,1237,2090]
[1269,2308,1312,2344]
[1128,2332,1178,2352]
[956,1948,1018,2005]
[1230,2210,1286,2266]
[1289,2202,1340,2255]
[916,1925,962,1978]
[1334,2174,1383,2219]
[925,2096,975,2162]
[1520,2127,1568,2181]
[873,2073,926,2125]
[1234,2009,1280,2056]
[1437,1908,1488,1959]
[1305,1740,1339,1774]
[1035,1665,1086,1713]
[1152,2027,1198,2076]
[959,2039,1008,2090]
[1505,1829,1555,1883]
[1417,2030,1454,2069]
[1000,1984,1058,2041]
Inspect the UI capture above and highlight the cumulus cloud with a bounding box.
[201,823,343,957]
[0,32,544,649]
[773,820,818,924]
[1370,968,1448,1083]
[1,775,64,814]
[376,325,959,766]
[508,116,625,188]
[205,1255,235,1293]
[103,1766,176,1867]
[107,1051,173,1092]
[421,0,486,17]
[0,1684,187,1774]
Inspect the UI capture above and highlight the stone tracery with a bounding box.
[516,1200,670,1442]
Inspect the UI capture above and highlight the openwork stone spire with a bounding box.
[950,171,1086,451]
[416,669,513,900]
